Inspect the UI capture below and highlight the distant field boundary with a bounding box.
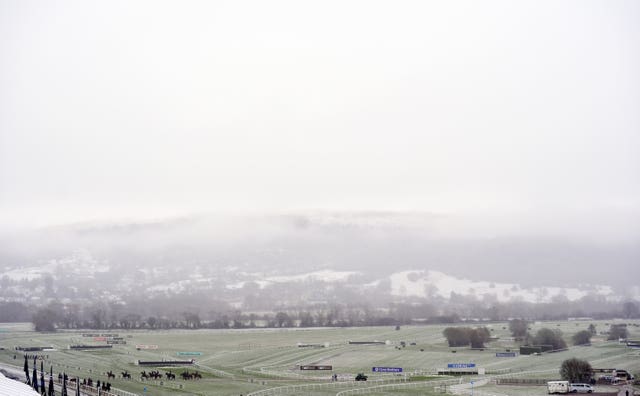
[69,345,113,350]
[496,378,553,385]
[137,360,194,366]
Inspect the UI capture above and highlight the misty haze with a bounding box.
[0,1,639,396]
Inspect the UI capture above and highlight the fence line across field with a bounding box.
[334,368,559,396]
[246,376,409,396]
[54,378,139,396]
[244,367,555,396]
[335,377,464,396]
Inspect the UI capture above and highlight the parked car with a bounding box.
[570,383,594,393]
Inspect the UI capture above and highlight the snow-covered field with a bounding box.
[388,270,618,303]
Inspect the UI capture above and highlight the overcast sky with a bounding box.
[1,1,639,237]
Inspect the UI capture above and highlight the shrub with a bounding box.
[531,328,566,350]
[607,324,628,340]
[572,330,592,346]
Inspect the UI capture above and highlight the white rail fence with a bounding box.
[247,377,409,396]
[335,377,463,396]
[55,378,139,396]
[246,367,561,396]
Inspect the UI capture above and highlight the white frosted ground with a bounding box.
[0,372,41,396]
[388,270,617,303]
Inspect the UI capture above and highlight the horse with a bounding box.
[106,370,115,379]
[150,370,162,379]
[181,370,201,380]
[121,371,131,379]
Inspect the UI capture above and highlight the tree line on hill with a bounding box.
[0,298,636,332]
[2,265,639,325]
[27,303,444,331]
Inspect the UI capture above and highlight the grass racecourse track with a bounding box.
[1,320,639,396]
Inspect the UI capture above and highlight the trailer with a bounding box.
[547,380,570,394]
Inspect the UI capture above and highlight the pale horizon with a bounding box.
[1,0,639,243]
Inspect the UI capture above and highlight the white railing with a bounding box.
[246,377,408,396]
[335,377,462,396]
[334,368,560,396]
[133,377,186,391]
[55,378,139,396]
[193,362,235,378]
[242,366,332,380]
[105,387,139,396]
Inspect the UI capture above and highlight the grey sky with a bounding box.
[1,1,639,237]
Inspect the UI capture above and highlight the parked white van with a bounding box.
[548,380,570,394]
[569,383,594,393]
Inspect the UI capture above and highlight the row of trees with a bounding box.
[442,323,589,350]
[418,320,612,350]
[25,299,640,333]
[507,319,631,348]
[5,272,639,324]
[31,304,426,331]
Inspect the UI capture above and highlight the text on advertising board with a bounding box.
[299,365,332,370]
[136,345,158,350]
[447,363,476,368]
[372,367,403,373]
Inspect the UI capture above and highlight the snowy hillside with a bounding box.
[388,270,620,303]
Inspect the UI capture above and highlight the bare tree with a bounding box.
[509,319,528,338]
[560,358,592,382]
[622,301,639,318]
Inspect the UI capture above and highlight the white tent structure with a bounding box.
[0,371,41,396]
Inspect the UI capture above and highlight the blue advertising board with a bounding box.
[447,363,476,368]
[372,367,403,373]
[496,352,517,357]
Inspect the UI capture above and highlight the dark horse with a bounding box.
[106,370,115,379]
[121,371,131,379]
[181,370,202,380]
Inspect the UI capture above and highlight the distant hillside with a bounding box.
[1,212,638,308]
